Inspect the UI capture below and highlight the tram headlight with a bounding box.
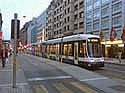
[90,60,95,62]
[100,59,104,62]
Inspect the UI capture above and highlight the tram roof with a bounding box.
[31,41,48,46]
[47,38,62,44]
[31,42,41,45]
[62,34,100,42]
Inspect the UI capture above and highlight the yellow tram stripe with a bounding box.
[70,82,97,93]
[53,83,74,93]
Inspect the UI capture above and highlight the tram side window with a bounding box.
[68,44,73,56]
[64,44,68,55]
[63,43,73,56]
[50,45,56,54]
[79,43,87,57]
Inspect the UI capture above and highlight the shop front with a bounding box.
[101,40,124,58]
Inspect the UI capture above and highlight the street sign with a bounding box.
[11,19,20,39]
[110,27,117,42]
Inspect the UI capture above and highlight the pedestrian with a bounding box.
[5,48,8,63]
[0,45,6,67]
[118,52,122,63]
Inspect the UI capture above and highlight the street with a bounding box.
[18,55,102,93]
[92,63,125,83]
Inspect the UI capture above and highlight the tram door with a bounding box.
[74,42,79,64]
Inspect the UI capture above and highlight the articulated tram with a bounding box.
[30,34,104,68]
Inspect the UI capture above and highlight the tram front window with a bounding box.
[87,39,103,58]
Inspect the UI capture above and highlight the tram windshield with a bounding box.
[87,39,103,58]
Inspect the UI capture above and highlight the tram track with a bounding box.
[91,63,125,83]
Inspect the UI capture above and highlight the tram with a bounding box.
[31,34,104,68]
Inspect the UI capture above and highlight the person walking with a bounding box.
[0,45,6,67]
[5,47,8,63]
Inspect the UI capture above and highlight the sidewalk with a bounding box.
[27,54,125,93]
[104,58,125,65]
[0,57,33,93]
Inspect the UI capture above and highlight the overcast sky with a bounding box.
[0,0,52,40]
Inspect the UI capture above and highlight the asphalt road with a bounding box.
[18,55,102,93]
[92,63,125,83]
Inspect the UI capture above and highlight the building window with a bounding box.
[59,29,62,34]
[60,14,63,19]
[54,18,56,22]
[117,30,121,39]
[57,9,59,13]
[67,16,70,22]
[74,24,78,30]
[60,7,63,11]
[79,11,84,18]
[57,16,59,21]
[101,18,109,28]
[67,7,70,13]
[64,9,67,14]
[86,23,92,32]
[86,5,92,11]
[60,21,62,26]
[79,1,84,9]
[112,2,122,12]
[94,0,100,8]
[86,11,92,21]
[64,1,67,6]
[86,0,92,7]
[74,14,78,20]
[93,22,100,30]
[101,7,109,16]
[79,22,84,28]
[112,16,121,25]
[68,0,70,4]
[93,8,100,19]
[74,4,78,11]
[64,26,66,32]
[67,25,70,31]
[54,11,56,15]
[64,18,66,23]
[102,0,109,5]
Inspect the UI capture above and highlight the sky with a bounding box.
[0,0,52,40]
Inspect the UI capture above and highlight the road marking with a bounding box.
[40,85,48,93]
[0,69,22,72]
[53,83,74,93]
[71,82,97,93]
[28,76,72,81]
[80,77,108,81]
[0,83,28,87]
[32,85,48,93]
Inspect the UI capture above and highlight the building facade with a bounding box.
[47,0,84,40]
[85,0,125,57]
[27,18,38,44]
[36,10,48,42]
[85,0,125,39]
[19,22,29,46]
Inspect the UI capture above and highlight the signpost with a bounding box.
[11,13,20,88]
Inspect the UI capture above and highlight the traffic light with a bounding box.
[11,19,20,39]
